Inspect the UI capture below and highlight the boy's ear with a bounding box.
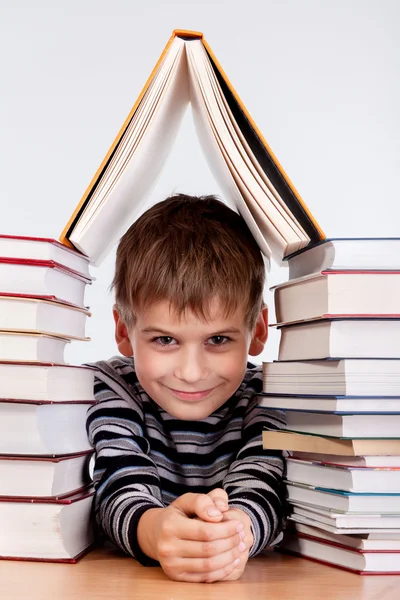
[113,306,134,357]
[248,307,268,356]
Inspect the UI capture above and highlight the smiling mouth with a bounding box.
[167,387,218,401]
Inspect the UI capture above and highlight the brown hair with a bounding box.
[113,194,265,330]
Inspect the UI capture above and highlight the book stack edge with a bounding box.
[261,238,400,575]
[0,235,96,563]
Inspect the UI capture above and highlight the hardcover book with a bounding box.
[60,30,324,265]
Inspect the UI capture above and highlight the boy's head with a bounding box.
[112,193,268,420]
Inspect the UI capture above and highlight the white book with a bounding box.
[262,359,400,396]
[0,490,94,561]
[0,235,91,279]
[290,504,400,529]
[60,31,323,265]
[0,260,91,307]
[289,452,400,468]
[272,271,400,324]
[0,295,89,340]
[286,458,400,493]
[294,522,400,551]
[289,513,400,535]
[0,453,93,497]
[0,401,93,455]
[277,318,400,360]
[286,238,400,279]
[259,394,400,413]
[0,363,95,401]
[282,533,400,573]
[285,411,400,439]
[0,331,69,364]
[286,482,400,513]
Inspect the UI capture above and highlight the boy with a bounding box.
[87,193,285,583]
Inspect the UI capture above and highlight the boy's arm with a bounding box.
[87,372,165,564]
[222,371,286,557]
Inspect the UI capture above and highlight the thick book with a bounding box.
[0,362,95,402]
[276,318,400,361]
[59,29,324,265]
[0,489,95,562]
[293,522,400,551]
[289,504,400,531]
[286,238,400,280]
[272,271,400,325]
[286,458,400,493]
[0,331,69,364]
[262,430,400,456]
[0,235,91,279]
[0,452,93,498]
[281,533,400,574]
[0,399,94,455]
[262,358,400,396]
[0,258,91,308]
[285,482,400,513]
[259,393,400,414]
[0,295,90,340]
[285,411,400,439]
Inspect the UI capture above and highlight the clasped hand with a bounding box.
[137,489,253,583]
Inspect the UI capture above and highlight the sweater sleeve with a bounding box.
[222,368,286,557]
[86,360,164,565]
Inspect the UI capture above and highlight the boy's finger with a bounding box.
[176,548,242,575]
[172,492,223,522]
[207,488,229,512]
[177,556,241,583]
[174,515,244,542]
[177,530,245,558]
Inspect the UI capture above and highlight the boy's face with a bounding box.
[114,299,268,421]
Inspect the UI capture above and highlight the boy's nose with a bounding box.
[174,347,209,383]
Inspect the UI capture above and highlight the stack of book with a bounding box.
[260,238,400,575]
[0,234,96,563]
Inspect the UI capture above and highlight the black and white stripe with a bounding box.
[87,356,285,564]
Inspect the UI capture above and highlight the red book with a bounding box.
[0,489,96,563]
[0,294,90,341]
[281,532,400,574]
[0,234,91,279]
[272,270,400,325]
[0,257,92,307]
[0,452,94,499]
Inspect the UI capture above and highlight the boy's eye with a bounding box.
[208,335,231,346]
[153,336,176,346]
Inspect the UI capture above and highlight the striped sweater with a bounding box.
[87,356,285,565]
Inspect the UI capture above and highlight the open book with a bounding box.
[60,30,324,266]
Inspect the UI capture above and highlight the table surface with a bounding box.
[0,547,399,600]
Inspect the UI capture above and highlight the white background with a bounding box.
[0,0,399,365]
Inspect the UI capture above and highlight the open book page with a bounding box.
[201,46,306,245]
[186,40,308,260]
[69,37,189,263]
[186,41,297,258]
[185,44,273,262]
[209,64,308,242]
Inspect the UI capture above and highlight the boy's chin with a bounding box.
[167,405,222,421]
[159,395,231,421]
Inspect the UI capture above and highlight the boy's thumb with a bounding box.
[172,492,223,522]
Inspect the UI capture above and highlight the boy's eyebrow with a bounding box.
[141,327,174,335]
[141,326,243,335]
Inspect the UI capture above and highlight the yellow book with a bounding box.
[60,29,324,266]
[262,430,400,456]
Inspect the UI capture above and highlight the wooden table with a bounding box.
[0,547,399,599]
